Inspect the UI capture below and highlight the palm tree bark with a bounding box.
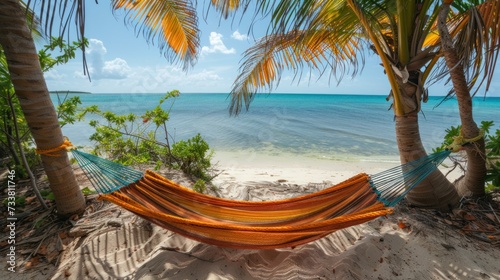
[395,111,460,210]
[437,1,486,197]
[0,0,86,217]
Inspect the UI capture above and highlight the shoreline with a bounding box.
[211,150,401,186]
[211,149,463,186]
[71,145,462,186]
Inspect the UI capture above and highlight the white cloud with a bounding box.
[101,58,131,79]
[68,61,229,93]
[125,65,225,93]
[231,30,248,41]
[49,37,233,93]
[86,39,107,55]
[43,69,65,80]
[201,32,236,55]
[85,39,131,80]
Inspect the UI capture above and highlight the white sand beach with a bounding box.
[4,152,499,280]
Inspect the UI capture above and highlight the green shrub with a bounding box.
[485,127,500,191]
[193,179,207,193]
[172,133,213,181]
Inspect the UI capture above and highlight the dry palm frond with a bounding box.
[229,29,363,115]
[112,0,199,69]
[427,0,500,96]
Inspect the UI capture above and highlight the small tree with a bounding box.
[80,91,215,187]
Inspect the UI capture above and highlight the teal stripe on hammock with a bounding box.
[71,150,143,194]
[369,150,451,207]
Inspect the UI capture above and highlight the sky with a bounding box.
[40,2,500,97]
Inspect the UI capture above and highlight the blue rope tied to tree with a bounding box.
[369,150,451,206]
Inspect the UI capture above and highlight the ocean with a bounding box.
[52,93,500,162]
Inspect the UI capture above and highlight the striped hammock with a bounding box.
[72,149,451,249]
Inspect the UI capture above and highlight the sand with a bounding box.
[4,152,499,280]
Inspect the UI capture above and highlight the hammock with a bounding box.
[70,149,451,250]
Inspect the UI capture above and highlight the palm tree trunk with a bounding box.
[0,0,86,217]
[395,112,460,210]
[437,2,486,197]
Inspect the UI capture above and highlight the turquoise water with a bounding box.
[53,93,500,161]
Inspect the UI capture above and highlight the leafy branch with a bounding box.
[77,91,216,186]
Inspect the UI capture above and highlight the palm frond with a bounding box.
[20,1,43,40]
[230,29,363,115]
[416,0,440,50]
[345,0,408,115]
[26,0,85,39]
[428,0,500,96]
[222,0,410,115]
[26,0,89,74]
[113,0,199,69]
[396,0,416,65]
[210,0,242,18]
[475,0,500,93]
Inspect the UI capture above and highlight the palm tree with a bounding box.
[437,0,495,197]
[211,0,500,210]
[0,0,85,217]
[0,0,199,217]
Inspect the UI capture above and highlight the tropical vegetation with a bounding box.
[211,0,500,210]
[0,0,201,217]
[78,90,215,184]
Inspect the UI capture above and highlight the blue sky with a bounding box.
[41,2,500,97]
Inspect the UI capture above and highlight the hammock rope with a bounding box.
[35,137,75,157]
[71,150,143,193]
[67,148,451,249]
[447,128,485,152]
[369,151,452,206]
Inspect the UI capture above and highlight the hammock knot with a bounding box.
[36,137,75,157]
[447,129,484,152]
